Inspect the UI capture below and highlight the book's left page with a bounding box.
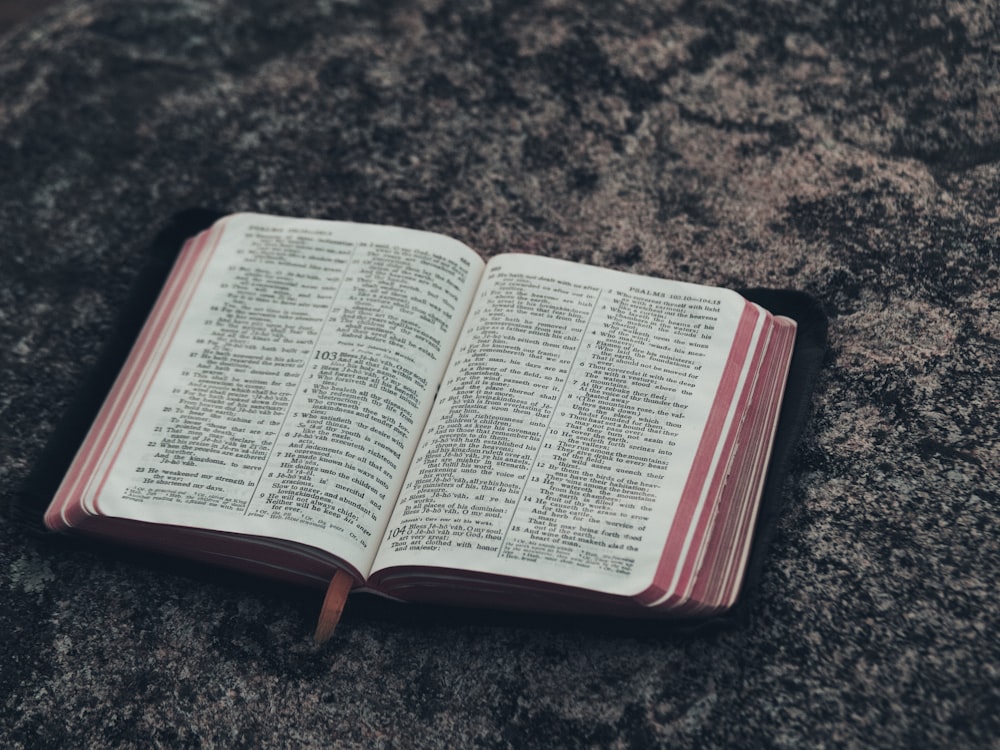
[45,213,484,581]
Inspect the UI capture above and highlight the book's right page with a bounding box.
[370,255,769,602]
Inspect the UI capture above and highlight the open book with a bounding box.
[45,213,799,625]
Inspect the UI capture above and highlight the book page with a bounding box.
[82,214,483,575]
[371,255,757,595]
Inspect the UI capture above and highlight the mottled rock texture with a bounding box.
[1,1,998,747]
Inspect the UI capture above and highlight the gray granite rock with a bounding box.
[1,0,998,747]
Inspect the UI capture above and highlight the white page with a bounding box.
[371,255,752,595]
[86,214,483,575]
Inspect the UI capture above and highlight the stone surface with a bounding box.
[1,1,998,747]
